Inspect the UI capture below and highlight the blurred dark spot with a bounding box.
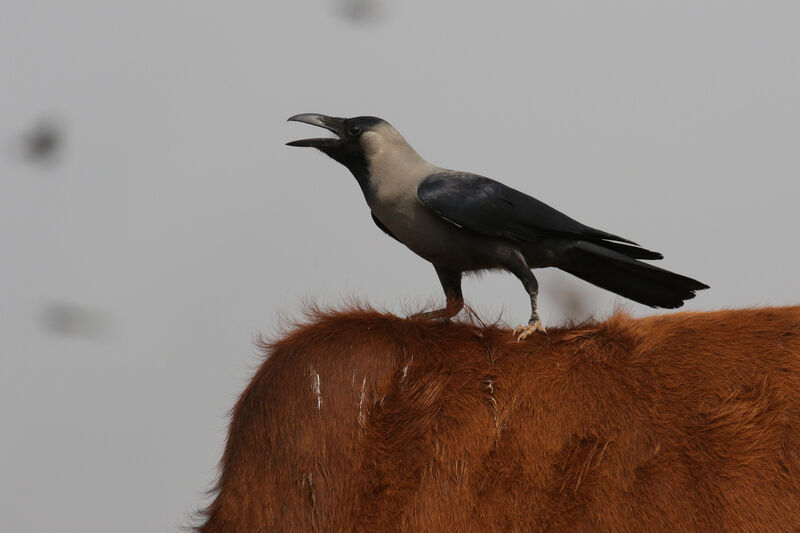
[41,302,114,340]
[22,119,63,163]
[548,277,597,323]
[337,0,381,23]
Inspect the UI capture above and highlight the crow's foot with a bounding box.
[409,299,463,321]
[513,319,547,341]
[410,309,453,321]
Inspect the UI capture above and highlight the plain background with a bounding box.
[1,1,798,531]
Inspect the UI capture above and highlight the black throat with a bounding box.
[319,143,371,196]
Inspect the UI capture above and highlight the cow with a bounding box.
[196,306,800,532]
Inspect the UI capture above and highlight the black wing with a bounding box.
[417,172,661,258]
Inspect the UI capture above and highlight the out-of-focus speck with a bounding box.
[548,277,597,324]
[22,119,63,164]
[338,0,382,23]
[41,302,114,340]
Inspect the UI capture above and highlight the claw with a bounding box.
[409,299,464,321]
[409,309,455,321]
[513,319,547,342]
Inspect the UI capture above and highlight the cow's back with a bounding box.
[198,306,800,532]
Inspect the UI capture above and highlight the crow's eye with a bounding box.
[347,124,362,136]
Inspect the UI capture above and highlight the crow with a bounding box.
[288,114,708,340]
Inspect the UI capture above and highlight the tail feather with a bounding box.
[560,242,709,309]
[595,240,664,260]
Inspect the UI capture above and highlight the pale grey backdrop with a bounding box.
[1,1,798,531]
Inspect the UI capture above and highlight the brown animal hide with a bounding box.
[197,307,800,532]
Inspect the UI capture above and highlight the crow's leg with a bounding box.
[506,254,547,341]
[411,267,463,320]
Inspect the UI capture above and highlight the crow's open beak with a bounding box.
[286,113,346,148]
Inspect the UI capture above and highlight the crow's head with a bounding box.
[288,113,385,156]
[288,113,414,183]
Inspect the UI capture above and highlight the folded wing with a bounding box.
[417,172,663,260]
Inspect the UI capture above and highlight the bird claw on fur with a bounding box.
[514,319,547,341]
[409,310,451,321]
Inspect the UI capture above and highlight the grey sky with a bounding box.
[1,1,798,531]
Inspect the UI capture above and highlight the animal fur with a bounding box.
[197,306,800,532]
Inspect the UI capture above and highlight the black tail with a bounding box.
[595,239,664,260]
[559,242,709,309]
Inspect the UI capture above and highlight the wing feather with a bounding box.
[417,172,646,249]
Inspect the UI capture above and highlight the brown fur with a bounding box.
[197,306,800,532]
